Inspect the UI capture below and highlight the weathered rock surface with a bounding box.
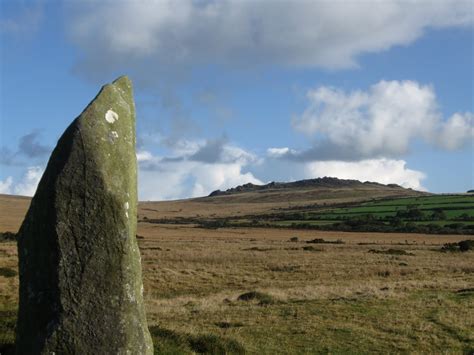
[15,76,153,354]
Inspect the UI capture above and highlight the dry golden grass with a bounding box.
[139,225,473,353]
[0,195,31,233]
[0,182,422,228]
[140,184,423,219]
[1,194,473,353]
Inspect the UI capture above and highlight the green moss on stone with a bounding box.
[16,76,153,354]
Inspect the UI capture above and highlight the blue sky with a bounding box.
[0,0,473,200]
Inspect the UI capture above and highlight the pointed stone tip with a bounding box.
[107,75,133,100]
[112,75,132,87]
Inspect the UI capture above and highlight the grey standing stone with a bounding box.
[15,76,153,354]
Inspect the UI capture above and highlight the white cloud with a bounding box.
[0,177,13,194]
[14,166,43,196]
[437,112,474,150]
[291,80,473,160]
[190,163,261,198]
[267,147,291,158]
[139,160,262,200]
[305,159,426,191]
[220,145,259,165]
[137,136,431,199]
[68,0,473,80]
[0,166,43,196]
[137,142,262,200]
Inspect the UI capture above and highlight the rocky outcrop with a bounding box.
[208,177,391,197]
[16,76,153,354]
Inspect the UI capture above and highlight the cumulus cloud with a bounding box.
[0,131,51,166]
[190,138,227,163]
[139,159,262,201]
[0,177,13,194]
[67,0,473,82]
[437,112,474,150]
[18,131,50,158]
[305,159,426,191]
[267,147,292,158]
[137,140,261,200]
[0,166,43,196]
[63,0,473,167]
[291,80,474,161]
[140,137,258,168]
[190,163,262,198]
[136,137,429,200]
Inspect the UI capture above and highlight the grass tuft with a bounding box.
[237,291,275,305]
[377,270,391,278]
[441,240,474,252]
[0,304,16,354]
[0,267,17,278]
[306,238,344,244]
[268,264,301,272]
[302,246,324,252]
[189,334,245,354]
[243,247,274,252]
[149,326,245,354]
[0,232,16,243]
[215,321,244,329]
[369,248,413,256]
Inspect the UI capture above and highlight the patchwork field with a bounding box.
[143,194,474,235]
[1,191,473,353]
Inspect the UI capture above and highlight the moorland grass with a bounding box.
[150,326,245,354]
[0,223,473,353]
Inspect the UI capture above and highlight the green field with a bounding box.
[271,195,474,234]
[190,194,474,234]
[138,194,474,234]
[306,195,474,219]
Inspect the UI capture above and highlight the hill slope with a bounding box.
[0,178,427,230]
[199,177,425,205]
[209,177,405,196]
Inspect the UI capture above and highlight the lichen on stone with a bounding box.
[105,109,119,123]
[15,76,153,354]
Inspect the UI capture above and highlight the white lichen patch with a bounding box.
[124,283,136,303]
[124,201,129,218]
[105,109,119,123]
[108,131,119,143]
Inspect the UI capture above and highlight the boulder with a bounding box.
[16,76,153,354]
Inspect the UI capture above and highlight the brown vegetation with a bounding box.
[0,194,473,352]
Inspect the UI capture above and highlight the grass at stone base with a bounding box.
[150,326,245,354]
[0,299,16,355]
[0,290,473,354]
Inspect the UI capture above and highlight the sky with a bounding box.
[0,0,473,201]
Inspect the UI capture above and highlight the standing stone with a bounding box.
[15,76,153,354]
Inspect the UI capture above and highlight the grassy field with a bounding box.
[1,224,473,353]
[0,193,473,353]
[310,195,474,219]
[177,194,474,234]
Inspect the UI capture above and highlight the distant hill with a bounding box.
[209,177,407,197]
[0,178,428,231]
[201,177,427,206]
